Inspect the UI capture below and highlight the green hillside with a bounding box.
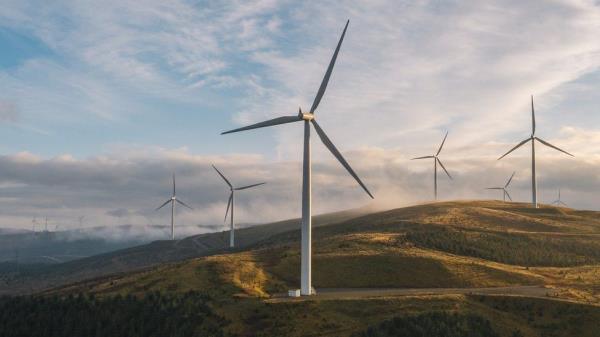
[3,200,600,336]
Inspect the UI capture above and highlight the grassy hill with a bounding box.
[3,200,600,336]
[0,207,366,294]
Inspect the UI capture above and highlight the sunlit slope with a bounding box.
[1,207,365,294]
[7,200,600,296]
[48,249,600,337]
[40,200,600,336]
[49,200,600,297]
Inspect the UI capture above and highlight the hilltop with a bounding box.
[0,207,365,294]
[3,200,600,337]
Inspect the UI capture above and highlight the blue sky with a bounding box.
[1,0,599,233]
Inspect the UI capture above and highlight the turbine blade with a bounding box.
[437,158,452,179]
[309,20,349,114]
[560,201,568,207]
[234,182,266,191]
[224,193,232,222]
[176,199,193,210]
[498,138,531,160]
[411,156,435,160]
[505,190,513,201]
[436,131,448,156]
[486,187,504,190]
[156,199,171,211]
[505,171,516,188]
[212,165,232,188]
[311,120,374,199]
[535,137,574,157]
[531,95,536,136]
[221,115,301,135]
[172,174,176,196]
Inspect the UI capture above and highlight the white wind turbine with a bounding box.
[156,174,193,240]
[221,20,373,296]
[486,172,515,202]
[498,96,573,208]
[411,131,452,200]
[552,189,567,207]
[212,165,265,248]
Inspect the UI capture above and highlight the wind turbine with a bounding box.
[498,96,573,208]
[156,174,193,240]
[221,20,373,296]
[486,172,515,202]
[411,132,452,200]
[552,189,567,207]
[212,165,265,248]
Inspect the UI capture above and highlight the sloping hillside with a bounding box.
[6,200,600,337]
[0,207,366,294]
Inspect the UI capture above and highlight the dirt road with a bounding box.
[269,285,556,302]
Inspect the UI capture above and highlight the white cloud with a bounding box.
[0,100,19,123]
[0,141,598,235]
[0,1,599,234]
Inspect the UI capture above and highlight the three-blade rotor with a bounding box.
[220,20,373,200]
[213,165,266,222]
[498,96,574,161]
[552,189,568,207]
[411,131,452,180]
[156,174,193,211]
[486,171,515,202]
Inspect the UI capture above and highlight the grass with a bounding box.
[15,200,600,336]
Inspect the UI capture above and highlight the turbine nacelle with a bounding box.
[298,107,314,121]
[301,112,314,121]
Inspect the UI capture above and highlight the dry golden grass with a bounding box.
[41,200,600,337]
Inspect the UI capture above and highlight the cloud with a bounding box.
[234,0,600,160]
[0,100,19,123]
[106,208,131,218]
[0,1,599,237]
[0,140,598,236]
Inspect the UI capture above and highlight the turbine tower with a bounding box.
[486,172,515,202]
[552,189,567,207]
[498,96,573,208]
[156,174,193,240]
[411,131,452,200]
[212,165,265,248]
[221,20,373,296]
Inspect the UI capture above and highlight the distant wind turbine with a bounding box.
[486,172,515,202]
[221,20,373,296]
[498,96,573,208]
[156,174,193,240]
[212,165,265,248]
[411,131,452,200]
[552,189,567,207]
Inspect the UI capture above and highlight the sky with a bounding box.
[1,0,599,237]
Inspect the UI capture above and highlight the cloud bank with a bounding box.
[0,0,599,236]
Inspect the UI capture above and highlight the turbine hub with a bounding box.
[301,112,314,121]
